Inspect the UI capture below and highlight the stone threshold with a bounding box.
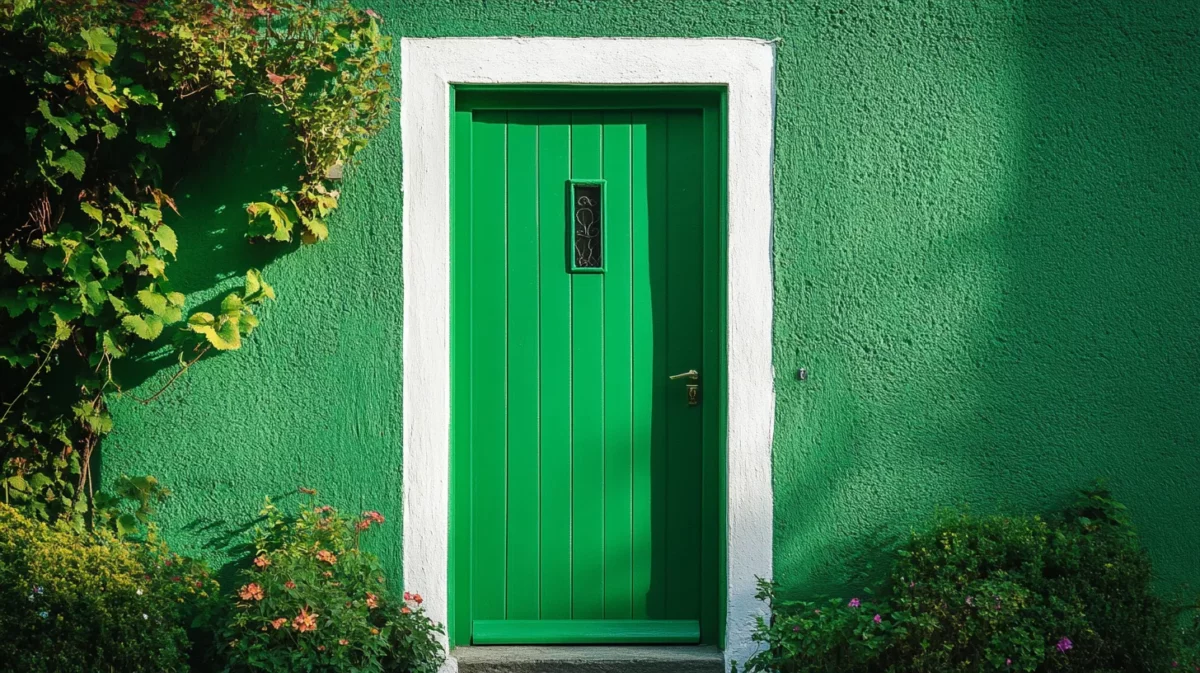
[453,645,724,673]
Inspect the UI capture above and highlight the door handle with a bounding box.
[668,369,700,406]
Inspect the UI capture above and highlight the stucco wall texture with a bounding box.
[106,0,1200,602]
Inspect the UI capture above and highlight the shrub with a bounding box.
[739,487,1187,673]
[0,501,217,673]
[219,490,443,673]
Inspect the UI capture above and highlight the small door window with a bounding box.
[570,180,604,272]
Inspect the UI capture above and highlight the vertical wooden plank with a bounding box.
[538,112,573,621]
[506,113,540,620]
[700,105,722,643]
[636,111,670,620]
[664,110,704,620]
[601,112,634,619]
[450,107,473,644]
[570,112,606,620]
[470,111,508,623]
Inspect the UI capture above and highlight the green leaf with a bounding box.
[107,292,129,314]
[99,122,120,139]
[143,255,166,277]
[123,84,159,107]
[153,224,178,256]
[301,217,329,244]
[246,202,293,241]
[81,27,118,63]
[122,314,163,340]
[101,330,125,357]
[141,206,162,225]
[6,475,30,493]
[80,202,104,223]
[4,252,27,273]
[137,289,168,315]
[29,473,53,492]
[136,125,173,148]
[38,100,81,143]
[116,513,139,537]
[221,293,243,315]
[187,312,240,350]
[165,291,185,307]
[244,269,275,302]
[54,150,86,180]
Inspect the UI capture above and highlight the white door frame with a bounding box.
[400,37,776,671]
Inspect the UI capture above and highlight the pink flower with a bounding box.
[848,598,861,608]
[1057,637,1073,652]
[1006,659,1012,667]
[873,614,882,623]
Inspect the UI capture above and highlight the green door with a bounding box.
[451,90,723,646]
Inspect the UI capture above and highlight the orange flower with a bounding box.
[366,593,378,609]
[299,487,317,495]
[413,593,423,605]
[239,583,264,601]
[401,606,411,614]
[253,556,271,569]
[355,520,370,531]
[316,550,337,565]
[293,607,318,632]
[285,580,296,590]
[317,645,326,651]
[370,628,380,635]
[339,639,349,646]
[270,617,288,630]
[322,571,334,578]
[362,510,385,525]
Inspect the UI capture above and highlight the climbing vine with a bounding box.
[0,0,392,524]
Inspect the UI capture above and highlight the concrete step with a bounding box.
[453,645,724,673]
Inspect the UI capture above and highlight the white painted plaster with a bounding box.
[401,38,776,671]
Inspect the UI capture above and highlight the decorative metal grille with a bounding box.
[572,183,603,269]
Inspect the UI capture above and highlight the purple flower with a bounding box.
[1057,637,1073,653]
[873,614,882,623]
[848,598,861,608]
[792,626,800,632]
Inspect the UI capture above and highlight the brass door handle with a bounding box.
[668,370,700,406]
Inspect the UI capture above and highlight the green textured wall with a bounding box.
[106,0,1200,601]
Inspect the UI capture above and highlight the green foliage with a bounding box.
[739,487,1192,673]
[0,0,391,526]
[0,501,219,673]
[219,490,444,673]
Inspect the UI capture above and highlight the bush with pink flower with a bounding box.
[736,486,1192,673]
[218,489,443,673]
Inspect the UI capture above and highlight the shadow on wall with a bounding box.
[984,1,1200,597]
[114,104,302,391]
[772,1,1200,600]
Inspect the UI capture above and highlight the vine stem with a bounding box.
[0,340,59,427]
[130,344,211,405]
